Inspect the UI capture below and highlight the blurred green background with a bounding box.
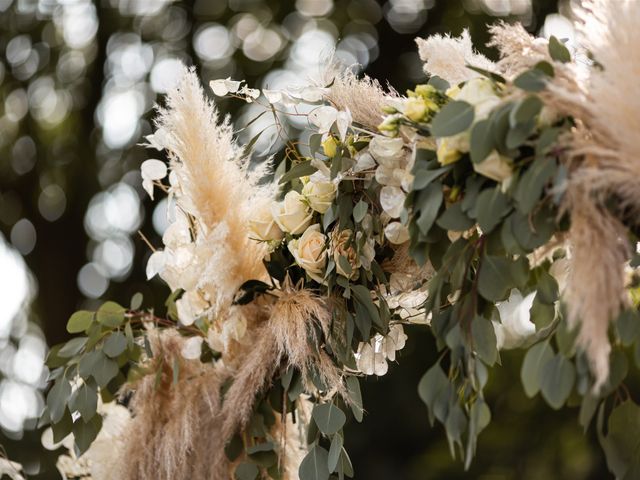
[0,0,611,478]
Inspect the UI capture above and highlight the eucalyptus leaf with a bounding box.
[600,401,640,479]
[67,311,94,334]
[58,337,88,358]
[345,376,363,422]
[279,160,317,184]
[471,316,498,365]
[70,382,97,422]
[514,69,547,92]
[430,101,474,137]
[235,462,259,480]
[312,403,346,435]
[412,166,451,190]
[415,182,443,235]
[521,340,553,397]
[469,119,494,164]
[47,378,72,424]
[73,413,102,456]
[299,445,331,480]
[436,203,474,231]
[476,187,511,234]
[477,254,528,302]
[103,332,127,358]
[539,353,575,409]
[328,433,343,472]
[513,157,556,214]
[352,200,368,223]
[548,35,571,63]
[96,301,125,328]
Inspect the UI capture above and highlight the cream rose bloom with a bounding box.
[473,150,513,182]
[273,191,313,235]
[249,202,283,241]
[302,180,337,214]
[456,78,501,120]
[288,224,327,282]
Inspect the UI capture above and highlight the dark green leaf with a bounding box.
[521,340,553,397]
[235,462,259,480]
[476,187,511,234]
[548,36,571,63]
[225,434,243,462]
[617,309,640,347]
[103,332,127,358]
[312,403,346,435]
[437,203,474,231]
[279,160,317,184]
[299,445,330,480]
[444,404,467,455]
[417,363,449,425]
[600,401,640,479]
[352,200,368,223]
[472,316,498,365]
[58,337,88,358]
[70,382,98,422]
[477,254,528,302]
[47,378,72,424]
[351,285,381,329]
[464,64,506,83]
[412,166,451,190]
[430,101,475,137]
[51,408,73,443]
[469,119,494,164]
[73,413,102,456]
[428,75,450,90]
[514,69,547,92]
[509,95,543,127]
[67,311,94,334]
[328,433,343,472]
[90,352,119,387]
[514,157,556,214]
[540,353,575,409]
[416,183,443,234]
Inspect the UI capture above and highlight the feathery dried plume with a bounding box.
[217,285,344,457]
[487,22,551,77]
[155,67,268,305]
[416,29,497,85]
[321,62,398,130]
[119,331,231,480]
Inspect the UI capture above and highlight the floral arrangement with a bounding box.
[40,2,640,479]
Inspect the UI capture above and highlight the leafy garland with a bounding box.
[40,34,640,480]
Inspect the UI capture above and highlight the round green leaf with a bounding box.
[471,316,498,366]
[103,332,127,358]
[328,433,343,473]
[67,311,94,334]
[430,100,475,137]
[299,445,330,480]
[312,403,346,435]
[540,353,575,409]
[521,340,553,397]
[470,119,494,164]
[97,301,126,328]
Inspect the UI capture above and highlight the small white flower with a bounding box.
[239,85,260,102]
[181,336,203,360]
[209,78,242,96]
[356,324,408,376]
[146,250,166,279]
[384,222,410,244]
[492,289,537,350]
[140,159,168,200]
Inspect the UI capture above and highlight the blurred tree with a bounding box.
[0,0,611,478]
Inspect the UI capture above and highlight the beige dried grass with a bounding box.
[321,62,398,130]
[155,67,268,306]
[416,29,497,85]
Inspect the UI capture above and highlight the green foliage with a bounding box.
[430,101,475,137]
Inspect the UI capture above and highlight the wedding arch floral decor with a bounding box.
[41,1,640,479]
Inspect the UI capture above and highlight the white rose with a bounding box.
[302,180,337,214]
[456,78,501,120]
[288,224,327,282]
[272,191,313,235]
[249,202,283,241]
[473,150,513,182]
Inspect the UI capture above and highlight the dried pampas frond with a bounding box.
[119,331,231,480]
[416,29,497,85]
[321,62,398,130]
[155,67,267,296]
[564,186,629,390]
[217,285,343,454]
